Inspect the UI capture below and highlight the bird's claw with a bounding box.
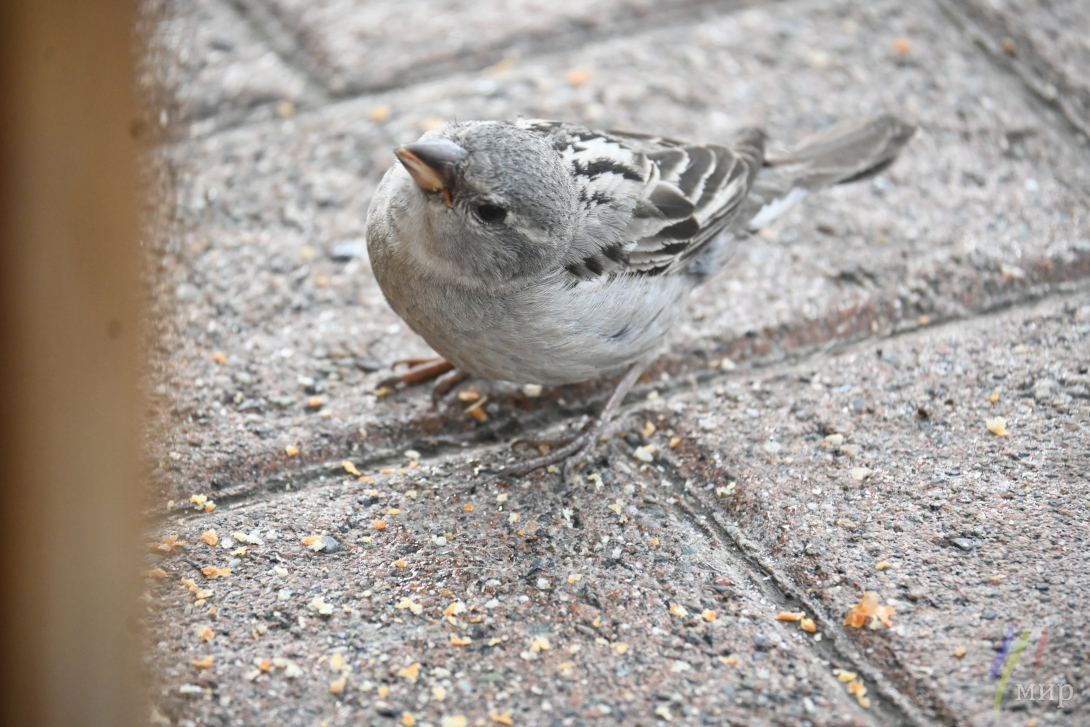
[375,357,456,391]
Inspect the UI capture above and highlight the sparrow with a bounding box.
[366,115,915,475]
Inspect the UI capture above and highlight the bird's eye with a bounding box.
[476,204,506,223]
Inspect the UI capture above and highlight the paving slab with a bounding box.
[938,0,1090,141]
[145,0,1090,506]
[240,0,750,96]
[141,0,312,137]
[142,288,1090,727]
[667,290,1090,726]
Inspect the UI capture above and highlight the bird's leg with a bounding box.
[376,357,455,390]
[431,369,472,403]
[391,357,445,370]
[510,437,572,453]
[500,363,646,478]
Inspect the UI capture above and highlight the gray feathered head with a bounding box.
[392,121,578,286]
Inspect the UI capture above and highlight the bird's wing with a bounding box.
[519,119,764,279]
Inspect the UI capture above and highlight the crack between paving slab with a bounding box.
[151,265,1090,518]
[174,269,1090,520]
[933,0,1090,146]
[325,0,778,98]
[178,0,783,140]
[666,475,946,727]
[226,0,333,105]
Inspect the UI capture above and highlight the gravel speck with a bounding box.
[315,535,341,554]
[330,238,368,262]
[950,537,976,551]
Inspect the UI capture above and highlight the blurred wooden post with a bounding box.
[0,2,141,726]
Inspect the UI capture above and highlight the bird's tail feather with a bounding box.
[743,114,915,230]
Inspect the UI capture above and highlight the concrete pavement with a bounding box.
[139,0,1090,725]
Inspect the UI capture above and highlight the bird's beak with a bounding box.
[394,139,468,207]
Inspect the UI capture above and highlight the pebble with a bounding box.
[330,238,368,262]
[315,535,341,554]
[950,537,976,552]
[1033,379,1059,400]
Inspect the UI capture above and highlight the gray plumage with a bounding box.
[366,115,914,386]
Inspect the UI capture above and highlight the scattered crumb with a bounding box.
[465,396,488,421]
[200,566,231,579]
[986,416,1010,436]
[489,709,514,726]
[566,68,590,86]
[397,662,420,681]
[844,591,895,629]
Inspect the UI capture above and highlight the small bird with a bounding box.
[366,115,914,475]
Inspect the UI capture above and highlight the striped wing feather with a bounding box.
[521,120,764,279]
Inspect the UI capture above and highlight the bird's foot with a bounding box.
[501,423,602,479]
[499,363,646,479]
[430,369,472,404]
[376,357,474,408]
[376,357,457,391]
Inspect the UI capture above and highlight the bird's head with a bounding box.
[385,121,578,287]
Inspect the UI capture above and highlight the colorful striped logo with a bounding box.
[991,623,1049,717]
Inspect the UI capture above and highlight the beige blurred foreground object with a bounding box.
[0,2,142,727]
